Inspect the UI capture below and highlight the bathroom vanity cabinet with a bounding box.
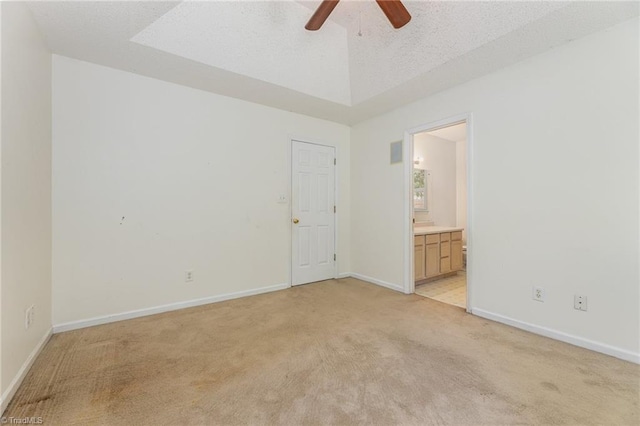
[414,227,464,283]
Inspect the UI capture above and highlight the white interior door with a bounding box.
[291,141,336,286]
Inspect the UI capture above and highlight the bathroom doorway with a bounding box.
[402,115,472,312]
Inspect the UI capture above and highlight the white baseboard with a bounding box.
[1,328,53,414]
[53,282,290,333]
[349,273,404,293]
[337,272,351,279]
[472,308,640,364]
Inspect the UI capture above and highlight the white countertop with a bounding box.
[414,226,464,236]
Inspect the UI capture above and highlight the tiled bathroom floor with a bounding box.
[415,271,466,309]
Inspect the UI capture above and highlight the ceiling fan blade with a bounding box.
[376,0,411,29]
[305,0,340,31]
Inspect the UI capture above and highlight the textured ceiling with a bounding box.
[313,0,569,104]
[27,1,640,124]
[132,1,351,105]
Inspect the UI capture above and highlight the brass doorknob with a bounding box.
[292,218,300,224]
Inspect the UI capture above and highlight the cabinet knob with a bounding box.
[292,218,300,224]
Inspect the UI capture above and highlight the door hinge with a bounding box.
[334,205,336,213]
[334,253,336,261]
[334,158,336,165]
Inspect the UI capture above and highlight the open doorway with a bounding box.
[402,115,471,312]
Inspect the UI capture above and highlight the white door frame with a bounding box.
[402,113,474,313]
[289,137,339,286]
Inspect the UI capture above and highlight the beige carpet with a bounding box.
[416,271,467,309]
[4,278,639,425]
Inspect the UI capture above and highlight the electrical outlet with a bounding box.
[532,286,545,302]
[185,270,194,283]
[574,295,587,311]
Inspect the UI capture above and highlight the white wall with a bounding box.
[1,2,52,409]
[351,18,639,359]
[52,56,351,326]
[413,133,457,227]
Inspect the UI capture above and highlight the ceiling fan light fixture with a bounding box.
[375,0,412,29]
[305,0,340,31]
[305,0,411,31]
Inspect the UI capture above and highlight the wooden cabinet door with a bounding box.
[440,257,451,273]
[451,240,463,271]
[425,243,440,278]
[414,244,426,280]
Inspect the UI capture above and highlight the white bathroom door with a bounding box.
[291,141,336,286]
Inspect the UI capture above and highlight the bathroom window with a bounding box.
[413,169,430,211]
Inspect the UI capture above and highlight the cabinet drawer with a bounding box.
[414,235,425,246]
[440,257,451,273]
[440,232,451,242]
[425,234,439,245]
[440,241,450,258]
[452,231,462,241]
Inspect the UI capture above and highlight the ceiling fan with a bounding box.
[305,0,411,31]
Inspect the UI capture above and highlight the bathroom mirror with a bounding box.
[413,168,430,211]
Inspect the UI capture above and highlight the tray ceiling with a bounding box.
[27,1,640,124]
